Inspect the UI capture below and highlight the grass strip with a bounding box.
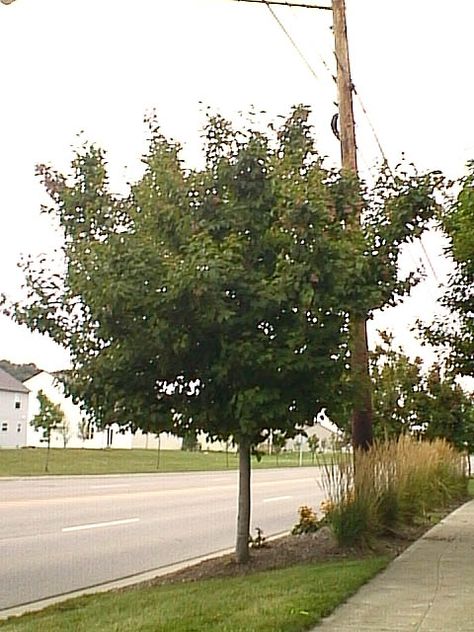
[0,557,388,632]
[0,448,333,477]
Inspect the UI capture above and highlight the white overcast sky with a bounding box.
[0,0,473,371]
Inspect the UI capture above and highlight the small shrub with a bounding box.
[320,498,335,516]
[292,505,320,535]
[249,527,267,549]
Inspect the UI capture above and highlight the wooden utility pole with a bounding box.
[232,0,374,450]
[332,0,373,449]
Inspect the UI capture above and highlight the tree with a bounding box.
[31,390,65,471]
[422,163,474,377]
[57,418,71,448]
[370,333,474,453]
[423,366,474,456]
[7,107,442,562]
[0,359,40,382]
[181,430,199,452]
[307,434,320,463]
[77,418,91,444]
[271,431,288,466]
[370,331,427,439]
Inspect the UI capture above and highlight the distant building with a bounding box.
[0,367,29,448]
[23,370,183,450]
[25,371,132,449]
[263,416,342,455]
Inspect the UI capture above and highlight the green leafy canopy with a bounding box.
[7,106,443,444]
[421,162,474,377]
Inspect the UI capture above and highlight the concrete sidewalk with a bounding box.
[314,499,474,631]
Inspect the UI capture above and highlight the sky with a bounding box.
[0,0,473,372]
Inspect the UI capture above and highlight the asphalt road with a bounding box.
[0,467,325,611]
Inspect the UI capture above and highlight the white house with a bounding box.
[0,367,29,448]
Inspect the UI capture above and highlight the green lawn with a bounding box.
[0,558,388,632]
[0,447,329,477]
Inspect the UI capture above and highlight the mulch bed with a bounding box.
[130,525,423,590]
[123,499,465,592]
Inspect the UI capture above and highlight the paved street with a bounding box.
[0,467,325,611]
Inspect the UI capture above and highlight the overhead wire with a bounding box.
[235,0,331,8]
[419,238,441,285]
[261,0,321,82]
[330,34,441,285]
[260,0,441,287]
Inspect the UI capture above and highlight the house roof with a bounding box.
[0,367,29,394]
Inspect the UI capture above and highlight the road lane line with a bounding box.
[62,518,139,532]
[263,495,293,503]
[89,484,131,489]
[1,477,319,508]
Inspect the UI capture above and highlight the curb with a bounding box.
[0,531,288,621]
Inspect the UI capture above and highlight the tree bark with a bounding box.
[45,434,51,473]
[235,436,251,563]
[156,435,161,470]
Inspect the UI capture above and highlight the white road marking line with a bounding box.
[263,495,293,503]
[62,518,139,532]
[90,484,131,489]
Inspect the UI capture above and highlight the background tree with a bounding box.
[370,333,474,453]
[370,331,427,439]
[0,359,40,382]
[77,418,90,444]
[7,107,442,562]
[57,418,71,448]
[31,390,65,471]
[307,434,320,463]
[271,431,287,466]
[181,430,199,452]
[423,366,474,457]
[421,162,474,377]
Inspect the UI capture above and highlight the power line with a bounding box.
[234,0,331,9]
[419,236,441,284]
[352,88,389,165]
[287,3,337,82]
[331,47,390,166]
[261,1,322,82]
[246,0,442,288]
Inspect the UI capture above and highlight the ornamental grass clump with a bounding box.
[318,436,467,547]
[396,436,467,523]
[318,451,375,547]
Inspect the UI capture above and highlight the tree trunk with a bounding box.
[45,434,51,473]
[156,436,161,470]
[235,436,251,563]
